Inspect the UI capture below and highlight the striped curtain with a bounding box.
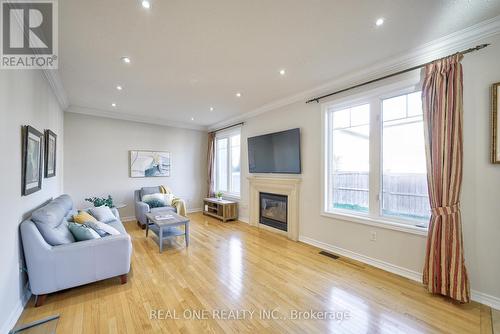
[421,53,470,303]
[207,132,216,197]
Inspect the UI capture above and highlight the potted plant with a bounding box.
[215,191,223,201]
[85,195,114,208]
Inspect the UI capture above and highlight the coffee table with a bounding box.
[145,211,189,253]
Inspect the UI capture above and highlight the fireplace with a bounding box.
[259,192,288,232]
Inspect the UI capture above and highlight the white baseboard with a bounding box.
[187,208,202,213]
[298,236,422,282]
[1,283,32,334]
[238,216,249,224]
[471,290,500,311]
[298,235,500,310]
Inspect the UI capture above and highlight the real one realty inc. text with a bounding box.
[150,308,351,322]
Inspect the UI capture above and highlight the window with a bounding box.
[382,92,430,221]
[328,104,370,213]
[215,129,241,197]
[324,87,430,230]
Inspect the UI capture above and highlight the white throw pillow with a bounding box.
[142,193,167,208]
[85,220,121,237]
[142,193,164,202]
[163,193,174,206]
[89,206,116,223]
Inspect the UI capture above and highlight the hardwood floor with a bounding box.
[18,212,492,333]
[493,309,500,334]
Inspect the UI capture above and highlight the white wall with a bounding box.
[63,112,207,219]
[0,71,64,333]
[236,35,500,306]
[461,35,500,306]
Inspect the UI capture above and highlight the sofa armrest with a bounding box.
[135,201,150,226]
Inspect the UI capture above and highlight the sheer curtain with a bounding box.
[421,54,470,303]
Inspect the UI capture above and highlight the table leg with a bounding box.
[159,226,163,253]
[146,218,149,237]
[185,221,189,247]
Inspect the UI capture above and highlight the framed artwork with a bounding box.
[492,82,500,164]
[22,126,43,195]
[129,150,171,177]
[44,130,57,178]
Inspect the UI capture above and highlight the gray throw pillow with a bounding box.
[89,206,116,223]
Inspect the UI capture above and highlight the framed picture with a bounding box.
[492,82,500,164]
[44,130,57,178]
[129,150,171,177]
[22,126,43,195]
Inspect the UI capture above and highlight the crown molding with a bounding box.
[66,105,208,131]
[43,70,70,111]
[209,15,500,130]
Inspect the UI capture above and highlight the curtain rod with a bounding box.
[305,43,490,104]
[209,122,244,134]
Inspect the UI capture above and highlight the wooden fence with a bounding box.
[332,172,430,220]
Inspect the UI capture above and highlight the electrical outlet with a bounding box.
[370,231,377,241]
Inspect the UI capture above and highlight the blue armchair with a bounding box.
[134,186,176,228]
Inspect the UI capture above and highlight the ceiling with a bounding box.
[59,0,500,129]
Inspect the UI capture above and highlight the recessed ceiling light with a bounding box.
[121,56,131,64]
[141,0,151,9]
[111,103,117,107]
[279,69,286,76]
[116,85,123,91]
[236,92,241,98]
[190,117,195,121]
[376,18,384,26]
[210,107,214,111]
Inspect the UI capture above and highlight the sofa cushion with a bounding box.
[32,196,75,246]
[106,219,127,235]
[65,209,78,222]
[68,222,101,241]
[150,206,176,214]
[140,186,161,199]
[53,194,73,212]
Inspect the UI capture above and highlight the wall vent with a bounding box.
[319,251,339,260]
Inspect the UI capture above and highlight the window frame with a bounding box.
[215,127,241,199]
[321,79,428,236]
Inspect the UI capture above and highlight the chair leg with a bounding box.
[35,294,47,307]
[137,221,146,230]
[120,274,128,284]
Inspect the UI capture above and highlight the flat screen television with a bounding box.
[248,128,301,174]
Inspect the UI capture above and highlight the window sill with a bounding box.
[321,211,428,236]
[221,193,241,201]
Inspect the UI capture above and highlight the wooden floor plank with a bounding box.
[17,212,491,333]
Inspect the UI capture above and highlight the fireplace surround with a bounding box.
[248,176,301,240]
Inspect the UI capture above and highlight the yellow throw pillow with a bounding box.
[73,211,97,224]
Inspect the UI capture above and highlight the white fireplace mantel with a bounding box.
[248,176,301,241]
